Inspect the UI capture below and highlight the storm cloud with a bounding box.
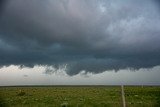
[0,0,160,75]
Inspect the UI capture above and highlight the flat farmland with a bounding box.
[125,86,160,107]
[0,86,160,107]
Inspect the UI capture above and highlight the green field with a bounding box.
[0,86,160,107]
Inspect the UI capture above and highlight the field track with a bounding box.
[121,85,126,107]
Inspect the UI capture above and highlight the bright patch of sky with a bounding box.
[0,65,160,86]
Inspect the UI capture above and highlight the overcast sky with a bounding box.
[0,0,160,85]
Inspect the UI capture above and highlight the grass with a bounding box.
[125,86,160,107]
[0,86,160,107]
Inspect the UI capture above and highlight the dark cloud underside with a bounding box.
[0,0,160,75]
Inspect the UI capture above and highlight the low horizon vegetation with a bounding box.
[0,86,160,107]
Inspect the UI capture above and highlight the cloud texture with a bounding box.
[0,0,160,75]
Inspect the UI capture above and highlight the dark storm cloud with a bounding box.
[0,0,7,14]
[0,0,160,75]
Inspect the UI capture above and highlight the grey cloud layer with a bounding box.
[0,0,160,75]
